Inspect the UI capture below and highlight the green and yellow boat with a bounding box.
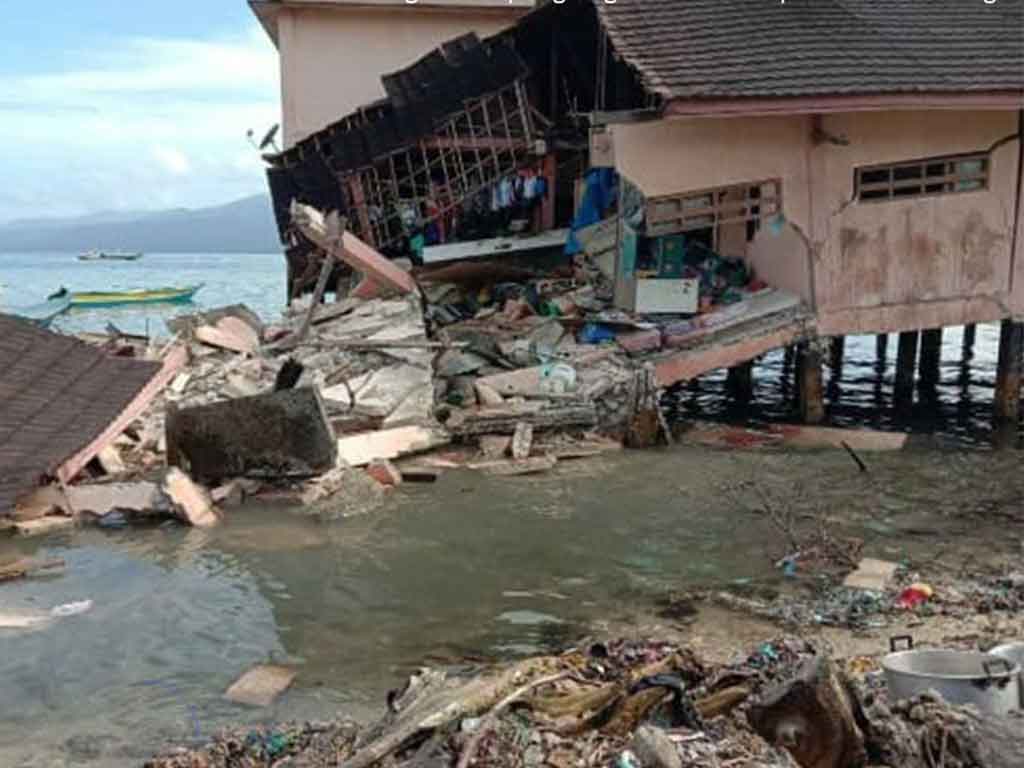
[49,284,203,308]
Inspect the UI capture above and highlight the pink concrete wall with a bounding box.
[611,110,1023,336]
[812,110,1020,335]
[610,117,815,302]
[277,4,527,148]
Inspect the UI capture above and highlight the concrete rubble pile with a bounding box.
[145,633,1024,768]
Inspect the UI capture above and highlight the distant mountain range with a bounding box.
[0,195,282,254]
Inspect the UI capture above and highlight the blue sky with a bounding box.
[0,1,279,223]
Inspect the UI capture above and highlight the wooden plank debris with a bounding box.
[335,426,450,467]
[467,456,557,476]
[166,387,337,482]
[0,557,65,583]
[224,664,297,707]
[96,445,126,475]
[195,316,260,354]
[163,468,221,528]
[14,516,75,537]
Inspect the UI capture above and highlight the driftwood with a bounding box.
[339,658,557,768]
[747,655,866,768]
[447,403,598,437]
[0,557,64,583]
[455,672,569,768]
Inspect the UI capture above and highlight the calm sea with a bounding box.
[0,251,286,336]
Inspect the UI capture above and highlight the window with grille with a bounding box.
[644,180,782,238]
[855,153,989,203]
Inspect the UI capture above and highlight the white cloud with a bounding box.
[0,24,280,222]
[153,146,192,176]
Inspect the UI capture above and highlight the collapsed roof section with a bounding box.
[0,315,183,514]
[266,32,539,253]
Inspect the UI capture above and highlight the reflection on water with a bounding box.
[2,446,1022,766]
[667,324,1011,448]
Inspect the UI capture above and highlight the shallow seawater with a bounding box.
[666,323,1011,448]
[1,446,1020,767]
[0,251,285,336]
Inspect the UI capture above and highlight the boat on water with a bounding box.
[78,250,144,261]
[48,284,203,308]
[15,295,72,327]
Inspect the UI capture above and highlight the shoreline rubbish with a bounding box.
[144,633,1024,768]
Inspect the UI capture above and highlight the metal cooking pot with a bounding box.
[990,641,1024,708]
[882,636,1020,715]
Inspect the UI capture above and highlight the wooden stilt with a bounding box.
[918,327,943,390]
[829,336,845,372]
[994,319,1023,426]
[798,343,825,424]
[894,331,919,407]
[726,361,754,402]
[875,333,888,361]
[962,323,977,353]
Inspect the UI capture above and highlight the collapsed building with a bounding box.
[257,0,1024,428]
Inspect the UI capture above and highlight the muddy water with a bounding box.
[2,445,1021,767]
[668,323,1009,447]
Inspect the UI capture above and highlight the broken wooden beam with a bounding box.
[166,387,337,482]
[335,426,450,467]
[446,403,598,437]
[57,345,188,485]
[291,202,418,297]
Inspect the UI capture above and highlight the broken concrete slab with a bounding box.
[382,387,435,428]
[843,558,900,592]
[335,426,450,467]
[474,381,504,406]
[163,468,220,528]
[300,461,386,518]
[67,481,169,520]
[194,316,261,355]
[224,664,296,707]
[166,387,337,482]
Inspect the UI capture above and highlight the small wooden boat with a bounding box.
[62,284,203,308]
[78,250,144,261]
[15,295,72,327]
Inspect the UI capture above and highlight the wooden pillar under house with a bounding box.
[918,328,943,389]
[894,331,919,408]
[797,343,825,424]
[726,361,754,402]
[994,319,1024,427]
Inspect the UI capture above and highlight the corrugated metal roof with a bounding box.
[596,0,1024,100]
[0,315,162,514]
